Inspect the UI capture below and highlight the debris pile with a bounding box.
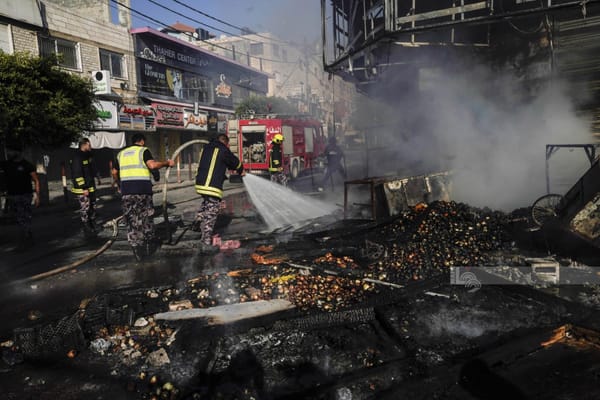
[366,201,511,282]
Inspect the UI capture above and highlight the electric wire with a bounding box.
[167,0,294,45]
[112,0,299,64]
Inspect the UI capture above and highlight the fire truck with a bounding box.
[227,114,326,179]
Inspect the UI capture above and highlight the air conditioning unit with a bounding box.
[92,70,111,95]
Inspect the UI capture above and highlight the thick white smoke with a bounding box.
[362,62,593,211]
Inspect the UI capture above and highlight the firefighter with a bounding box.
[195,134,244,254]
[112,134,174,261]
[268,133,288,186]
[70,138,97,238]
[318,136,346,191]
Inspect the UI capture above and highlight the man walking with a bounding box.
[70,138,97,238]
[112,134,174,261]
[0,148,40,251]
[195,134,244,254]
[268,133,287,186]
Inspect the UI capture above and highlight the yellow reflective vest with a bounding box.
[117,146,151,182]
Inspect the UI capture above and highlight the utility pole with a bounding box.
[303,38,310,115]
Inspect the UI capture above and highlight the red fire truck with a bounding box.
[227,115,326,179]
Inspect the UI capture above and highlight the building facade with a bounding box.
[1,0,269,178]
[196,32,356,139]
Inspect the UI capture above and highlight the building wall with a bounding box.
[11,25,37,53]
[42,0,136,98]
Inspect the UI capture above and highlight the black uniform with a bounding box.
[0,159,35,234]
[70,149,97,231]
[268,143,287,186]
[195,138,243,246]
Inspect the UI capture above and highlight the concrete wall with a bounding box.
[11,25,38,53]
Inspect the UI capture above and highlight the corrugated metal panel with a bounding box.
[555,14,600,139]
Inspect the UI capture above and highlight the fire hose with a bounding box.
[23,215,125,282]
[162,139,208,244]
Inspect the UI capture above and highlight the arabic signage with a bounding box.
[93,100,119,130]
[152,102,184,128]
[184,109,208,131]
[119,104,155,131]
[215,74,232,99]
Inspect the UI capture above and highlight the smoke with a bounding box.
[257,1,320,42]
[358,59,593,211]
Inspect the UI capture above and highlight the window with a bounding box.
[183,75,212,104]
[281,48,288,62]
[272,44,279,57]
[0,23,11,53]
[100,49,125,78]
[39,36,80,69]
[250,42,263,55]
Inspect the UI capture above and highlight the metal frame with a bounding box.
[545,143,600,194]
[322,0,600,82]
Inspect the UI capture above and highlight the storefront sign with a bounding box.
[93,100,119,130]
[184,109,208,130]
[119,104,155,131]
[152,102,184,128]
[215,74,232,98]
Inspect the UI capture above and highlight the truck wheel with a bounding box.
[291,160,299,180]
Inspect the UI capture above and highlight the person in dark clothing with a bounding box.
[70,138,97,237]
[195,134,244,254]
[112,134,174,261]
[268,133,288,186]
[318,136,346,191]
[0,148,40,251]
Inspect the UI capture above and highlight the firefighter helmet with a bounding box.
[272,134,284,144]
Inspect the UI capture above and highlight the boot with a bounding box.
[88,219,100,234]
[14,230,32,252]
[198,242,220,255]
[146,238,161,257]
[132,246,146,262]
[83,224,97,239]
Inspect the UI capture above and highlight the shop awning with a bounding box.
[76,131,126,149]
[144,97,234,114]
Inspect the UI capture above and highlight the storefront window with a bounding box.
[183,75,213,104]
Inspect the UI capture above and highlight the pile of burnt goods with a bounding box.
[236,201,515,309]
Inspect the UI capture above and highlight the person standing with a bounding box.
[70,138,97,237]
[319,136,346,191]
[112,134,174,261]
[195,134,244,254]
[0,148,40,251]
[268,133,288,187]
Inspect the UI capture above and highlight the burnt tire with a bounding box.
[531,193,563,227]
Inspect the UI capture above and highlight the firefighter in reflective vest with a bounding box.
[268,133,288,186]
[112,133,174,261]
[195,134,244,254]
[70,138,97,237]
